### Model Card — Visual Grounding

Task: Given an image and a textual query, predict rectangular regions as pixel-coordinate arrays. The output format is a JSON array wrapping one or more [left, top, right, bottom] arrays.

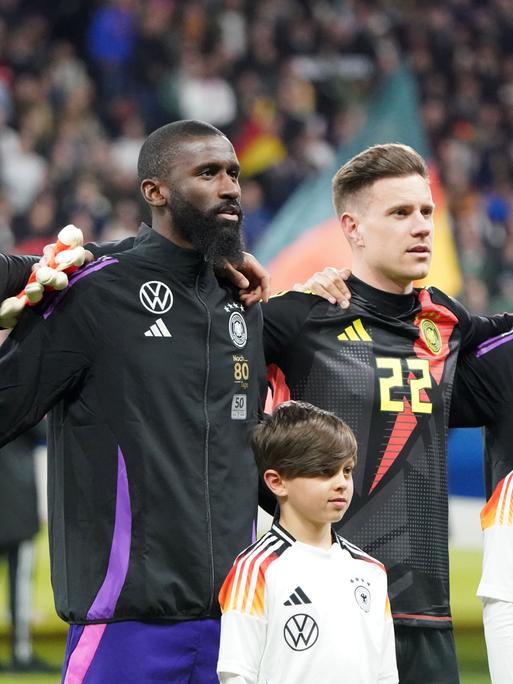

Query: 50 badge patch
[[231, 394, 247, 420]]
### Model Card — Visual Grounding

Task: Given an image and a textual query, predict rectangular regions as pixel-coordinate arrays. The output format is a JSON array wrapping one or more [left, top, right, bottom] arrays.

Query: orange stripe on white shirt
[[481, 471, 513, 531]]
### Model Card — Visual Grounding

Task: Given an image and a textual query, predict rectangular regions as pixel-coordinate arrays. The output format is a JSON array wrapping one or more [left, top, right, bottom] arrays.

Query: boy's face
[[281, 459, 355, 527]]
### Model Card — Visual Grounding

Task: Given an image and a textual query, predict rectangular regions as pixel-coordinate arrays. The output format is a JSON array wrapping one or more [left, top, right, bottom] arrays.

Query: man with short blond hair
[[262, 143, 513, 683]]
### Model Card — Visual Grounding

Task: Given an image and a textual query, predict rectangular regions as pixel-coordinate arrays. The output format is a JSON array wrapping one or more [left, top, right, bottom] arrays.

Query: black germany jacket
[[0, 226, 267, 624]]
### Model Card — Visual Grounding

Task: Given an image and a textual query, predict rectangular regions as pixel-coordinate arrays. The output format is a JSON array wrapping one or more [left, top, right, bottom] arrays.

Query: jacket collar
[[132, 223, 210, 280]]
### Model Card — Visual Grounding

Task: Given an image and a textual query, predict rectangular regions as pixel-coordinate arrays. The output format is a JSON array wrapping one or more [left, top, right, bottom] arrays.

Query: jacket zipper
[[195, 272, 215, 612]]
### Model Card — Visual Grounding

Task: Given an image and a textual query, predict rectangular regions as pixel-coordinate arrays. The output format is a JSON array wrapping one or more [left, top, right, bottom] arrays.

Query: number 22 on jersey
[[376, 357, 432, 414]]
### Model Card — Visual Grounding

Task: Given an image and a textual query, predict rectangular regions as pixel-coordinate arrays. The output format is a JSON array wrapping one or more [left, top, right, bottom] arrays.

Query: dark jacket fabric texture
[[0, 226, 267, 624]]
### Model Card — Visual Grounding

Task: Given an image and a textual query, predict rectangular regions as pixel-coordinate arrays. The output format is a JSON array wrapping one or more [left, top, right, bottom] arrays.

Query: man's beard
[[169, 191, 245, 267]]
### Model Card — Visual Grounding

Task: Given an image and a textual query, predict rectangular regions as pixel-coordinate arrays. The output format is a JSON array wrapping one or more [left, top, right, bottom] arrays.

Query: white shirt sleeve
[[218, 674, 252, 684], [216, 610, 267, 684]]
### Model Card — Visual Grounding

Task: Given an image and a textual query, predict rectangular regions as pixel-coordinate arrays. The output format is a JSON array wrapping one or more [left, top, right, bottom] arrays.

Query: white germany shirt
[[217, 523, 398, 684], [478, 470, 513, 602]]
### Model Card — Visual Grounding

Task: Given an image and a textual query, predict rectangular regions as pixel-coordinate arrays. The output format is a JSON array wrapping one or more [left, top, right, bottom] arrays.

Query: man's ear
[[340, 212, 364, 248], [263, 469, 287, 497], [141, 179, 167, 207]]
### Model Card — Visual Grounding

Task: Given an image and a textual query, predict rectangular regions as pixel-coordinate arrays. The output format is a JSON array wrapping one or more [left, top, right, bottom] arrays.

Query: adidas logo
[[144, 318, 172, 338], [284, 586, 312, 606], [337, 318, 371, 342]]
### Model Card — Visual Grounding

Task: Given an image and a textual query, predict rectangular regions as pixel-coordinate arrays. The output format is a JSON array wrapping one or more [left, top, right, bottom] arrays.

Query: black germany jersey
[[451, 330, 513, 500], [263, 276, 513, 628]]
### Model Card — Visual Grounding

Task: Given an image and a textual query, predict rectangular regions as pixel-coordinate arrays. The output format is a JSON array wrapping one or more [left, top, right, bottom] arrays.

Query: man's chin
[[206, 230, 244, 267], [411, 266, 431, 283], [211, 246, 244, 268]]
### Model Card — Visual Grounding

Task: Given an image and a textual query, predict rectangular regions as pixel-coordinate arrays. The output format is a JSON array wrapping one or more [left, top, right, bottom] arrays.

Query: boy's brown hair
[[251, 401, 357, 479], [332, 143, 428, 216]]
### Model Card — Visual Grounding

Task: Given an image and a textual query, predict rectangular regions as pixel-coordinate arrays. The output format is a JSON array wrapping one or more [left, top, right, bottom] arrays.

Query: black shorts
[[394, 626, 460, 684]]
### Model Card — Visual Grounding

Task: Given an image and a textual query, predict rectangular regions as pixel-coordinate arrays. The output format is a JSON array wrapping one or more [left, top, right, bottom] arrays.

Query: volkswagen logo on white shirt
[[139, 281, 173, 314], [283, 614, 319, 651], [229, 311, 247, 348]]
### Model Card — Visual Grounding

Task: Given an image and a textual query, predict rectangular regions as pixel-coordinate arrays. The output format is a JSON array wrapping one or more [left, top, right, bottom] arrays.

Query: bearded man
[[0, 120, 267, 683]]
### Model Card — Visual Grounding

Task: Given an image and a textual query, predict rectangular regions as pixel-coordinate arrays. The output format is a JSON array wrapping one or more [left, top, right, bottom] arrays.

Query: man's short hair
[[137, 119, 226, 185], [332, 143, 428, 216], [251, 401, 357, 480]]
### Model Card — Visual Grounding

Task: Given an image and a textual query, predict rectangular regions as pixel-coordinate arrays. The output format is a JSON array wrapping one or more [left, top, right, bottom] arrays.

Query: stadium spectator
[[239, 179, 272, 251]]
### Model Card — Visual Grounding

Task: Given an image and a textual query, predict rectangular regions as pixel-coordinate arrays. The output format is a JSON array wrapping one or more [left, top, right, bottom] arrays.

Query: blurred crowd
[[1, 0, 513, 311], [403, 0, 513, 312]]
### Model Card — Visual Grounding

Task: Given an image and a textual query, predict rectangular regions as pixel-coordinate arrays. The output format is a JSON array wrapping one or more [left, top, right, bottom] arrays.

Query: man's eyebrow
[[385, 201, 435, 214], [194, 161, 220, 172], [385, 202, 412, 214], [193, 161, 241, 174]]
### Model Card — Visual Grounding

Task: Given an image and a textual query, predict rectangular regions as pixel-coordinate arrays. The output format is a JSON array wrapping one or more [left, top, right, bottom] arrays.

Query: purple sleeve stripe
[[476, 329, 513, 357], [86, 447, 132, 621], [42, 257, 119, 319]]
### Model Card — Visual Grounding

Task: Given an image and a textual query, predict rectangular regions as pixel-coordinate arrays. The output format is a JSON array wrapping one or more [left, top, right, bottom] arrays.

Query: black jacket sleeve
[[0, 288, 93, 447], [450, 355, 492, 427], [262, 292, 323, 365], [0, 237, 136, 301], [444, 293, 513, 351], [0, 253, 38, 300], [449, 338, 513, 427]]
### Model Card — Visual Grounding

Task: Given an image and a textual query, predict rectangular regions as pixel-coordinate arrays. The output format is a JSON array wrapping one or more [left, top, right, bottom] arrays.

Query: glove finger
[[55, 245, 86, 270]]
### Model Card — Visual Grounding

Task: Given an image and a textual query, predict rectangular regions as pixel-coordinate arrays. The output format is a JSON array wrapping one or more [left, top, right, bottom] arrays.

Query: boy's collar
[[272, 520, 339, 546]]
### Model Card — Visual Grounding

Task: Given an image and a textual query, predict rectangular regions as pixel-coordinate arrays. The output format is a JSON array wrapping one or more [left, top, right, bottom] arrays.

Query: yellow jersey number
[[376, 357, 432, 414]]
